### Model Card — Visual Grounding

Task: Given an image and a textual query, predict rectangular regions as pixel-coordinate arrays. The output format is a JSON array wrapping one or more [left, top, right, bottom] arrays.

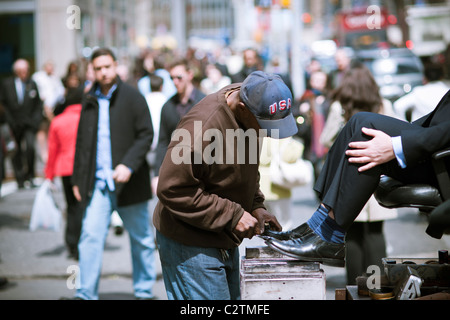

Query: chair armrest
[[433, 147, 450, 160], [432, 147, 450, 201]]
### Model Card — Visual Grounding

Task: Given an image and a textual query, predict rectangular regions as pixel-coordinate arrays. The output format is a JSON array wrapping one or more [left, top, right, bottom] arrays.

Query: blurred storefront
[[0, 0, 449, 79], [0, 0, 137, 79]]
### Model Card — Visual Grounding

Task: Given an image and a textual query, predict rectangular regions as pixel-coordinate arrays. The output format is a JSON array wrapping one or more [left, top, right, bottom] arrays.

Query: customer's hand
[[346, 127, 395, 172]]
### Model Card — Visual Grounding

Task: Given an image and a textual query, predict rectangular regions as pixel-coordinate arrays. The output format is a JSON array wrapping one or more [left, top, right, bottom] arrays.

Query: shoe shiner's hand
[[234, 211, 259, 239], [346, 127, 395, 172], [252, 207, 282, 234]]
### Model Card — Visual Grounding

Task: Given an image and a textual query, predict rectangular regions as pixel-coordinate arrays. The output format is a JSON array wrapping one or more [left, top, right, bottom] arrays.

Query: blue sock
[[307, 205, 346, 244], [307, 205, 328, 231]]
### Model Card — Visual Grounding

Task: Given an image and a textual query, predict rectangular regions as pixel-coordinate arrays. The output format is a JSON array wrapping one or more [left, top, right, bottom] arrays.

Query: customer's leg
[[118, 201, 156, 299], [156, 230, 239, 300], [315, 112, 425, 230], [76, 187, 111, 300], [264, 113, 429, 266]]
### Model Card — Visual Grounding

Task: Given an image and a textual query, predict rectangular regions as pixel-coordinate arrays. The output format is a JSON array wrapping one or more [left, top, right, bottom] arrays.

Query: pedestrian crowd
[[0, 43, 449, 299]]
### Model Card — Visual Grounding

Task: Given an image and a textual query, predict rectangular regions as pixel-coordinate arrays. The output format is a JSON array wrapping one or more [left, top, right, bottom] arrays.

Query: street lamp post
[[290, 0, 306, 100], [172, 0, 187, 53]]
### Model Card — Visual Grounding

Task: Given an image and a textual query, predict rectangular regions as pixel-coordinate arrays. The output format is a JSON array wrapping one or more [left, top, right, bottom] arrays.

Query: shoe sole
[[265, 241, 345, 268]]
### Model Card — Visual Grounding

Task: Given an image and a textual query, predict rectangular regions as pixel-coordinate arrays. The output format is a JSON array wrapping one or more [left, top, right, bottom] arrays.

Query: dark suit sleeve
[[403, 90, 450, 166], [0, 80, 15, 127], [402, 120, 450, 167]]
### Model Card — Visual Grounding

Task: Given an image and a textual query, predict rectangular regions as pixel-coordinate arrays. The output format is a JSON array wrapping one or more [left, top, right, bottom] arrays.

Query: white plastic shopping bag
[[29, 180, 62, 231]]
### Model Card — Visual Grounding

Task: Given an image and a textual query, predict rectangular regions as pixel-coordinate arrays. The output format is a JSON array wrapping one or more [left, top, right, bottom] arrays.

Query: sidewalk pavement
[[0, 177, 344, 300], [0, 178, 168, 300]]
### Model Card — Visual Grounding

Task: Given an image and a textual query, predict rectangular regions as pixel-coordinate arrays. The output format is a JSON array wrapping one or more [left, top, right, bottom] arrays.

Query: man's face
[[92, 54, 117, 88], [44, 62, 54, 76], [15, 61, 29, 81], [170, 65, 192, 96], [243, 50, 258, 68], [335, 51, 350, 71], [310, 71, 327, 91]]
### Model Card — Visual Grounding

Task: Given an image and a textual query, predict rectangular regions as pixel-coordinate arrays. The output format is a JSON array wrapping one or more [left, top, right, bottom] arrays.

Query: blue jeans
[[156, 230, 240, 300], [75, 184, 156, 300]]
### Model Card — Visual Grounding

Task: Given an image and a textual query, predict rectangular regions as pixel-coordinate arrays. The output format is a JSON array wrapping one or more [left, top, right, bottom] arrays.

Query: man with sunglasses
[[152, 58, 205, 192]]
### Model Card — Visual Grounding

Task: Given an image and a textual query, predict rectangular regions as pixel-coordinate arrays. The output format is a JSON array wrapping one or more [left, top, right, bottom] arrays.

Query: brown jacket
[[153, 84, 266, 249]]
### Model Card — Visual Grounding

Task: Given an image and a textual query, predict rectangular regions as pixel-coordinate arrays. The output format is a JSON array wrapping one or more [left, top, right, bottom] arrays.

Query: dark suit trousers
[[11, 127, 36, 185], [314, 112, 438, 230]]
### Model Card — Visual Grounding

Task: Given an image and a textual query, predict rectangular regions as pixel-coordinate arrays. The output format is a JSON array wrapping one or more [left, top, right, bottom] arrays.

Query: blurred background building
[[0, 0, 449, 94]]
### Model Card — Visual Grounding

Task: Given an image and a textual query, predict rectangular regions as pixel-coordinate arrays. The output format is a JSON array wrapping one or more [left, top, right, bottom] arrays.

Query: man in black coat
[[0, 59, 42, 188], [70, 48, 156, 300], [265, 90, 450, 268]]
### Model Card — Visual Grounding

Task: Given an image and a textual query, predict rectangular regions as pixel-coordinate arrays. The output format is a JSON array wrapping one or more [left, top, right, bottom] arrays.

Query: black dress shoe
[[262, 222, 313, 241], [265, 232, 345, 267]]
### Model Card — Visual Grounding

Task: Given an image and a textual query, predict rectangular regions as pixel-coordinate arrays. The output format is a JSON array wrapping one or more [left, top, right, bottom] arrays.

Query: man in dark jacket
[[0, 59, 42, 188], [71, 48, 156, 300]]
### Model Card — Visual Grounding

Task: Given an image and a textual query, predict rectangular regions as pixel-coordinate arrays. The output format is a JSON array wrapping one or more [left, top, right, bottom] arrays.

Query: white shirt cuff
[[392, 136, 407, 168]]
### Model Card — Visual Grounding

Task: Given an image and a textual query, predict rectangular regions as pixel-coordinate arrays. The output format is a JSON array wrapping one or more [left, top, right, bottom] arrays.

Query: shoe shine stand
[[240, 246, 326, 300]]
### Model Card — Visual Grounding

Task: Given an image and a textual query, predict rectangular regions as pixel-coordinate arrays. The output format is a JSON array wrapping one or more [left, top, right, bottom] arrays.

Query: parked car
[[354, 48, 424, 102]]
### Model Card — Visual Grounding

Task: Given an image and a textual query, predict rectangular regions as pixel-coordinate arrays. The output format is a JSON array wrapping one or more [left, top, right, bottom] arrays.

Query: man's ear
[[187, 69, 194, 81], [237, 102, 250, 119]]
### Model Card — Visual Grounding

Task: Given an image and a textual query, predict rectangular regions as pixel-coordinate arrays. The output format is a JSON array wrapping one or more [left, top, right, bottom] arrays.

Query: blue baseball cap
[[240, 71, 298, 139]]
